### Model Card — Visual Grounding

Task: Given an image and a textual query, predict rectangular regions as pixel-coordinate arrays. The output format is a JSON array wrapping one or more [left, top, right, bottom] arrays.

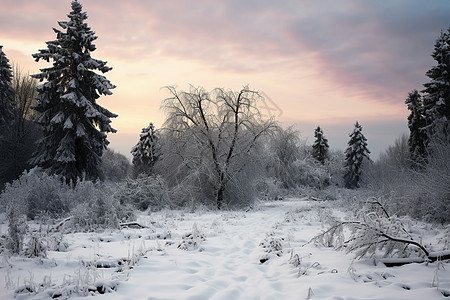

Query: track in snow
[[113, 199, 313, 300]]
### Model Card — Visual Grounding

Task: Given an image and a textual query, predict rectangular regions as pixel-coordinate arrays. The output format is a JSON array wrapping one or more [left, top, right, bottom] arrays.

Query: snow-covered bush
[[24, 234, 47, 258], [69, 181, 132, 232], [178, 224, 205, 251], [408, 140, 450, 224], [0, 170, 134, 234], [0, 169, 70, 220], [47, 233, 69, 252], [367, 135, 412, 203], [116, 174, 172, 211], [4, 207, 27, 255], [266, 127, 345, 190], [291, 158, 331, 189], [268, 155, 343, 191], [259, 234, 284, 263], [368, 137, 449, 224]]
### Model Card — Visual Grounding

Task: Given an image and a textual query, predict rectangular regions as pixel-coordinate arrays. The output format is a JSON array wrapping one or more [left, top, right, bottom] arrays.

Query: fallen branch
[[379, 251, 450, 267], [310, 199, 449, 267], [311, 220, 439, 266], [379, 257, 426, 267], [51, 216, 73, 232], [428, 250, 450, 262], [119, 222, 148, 229]]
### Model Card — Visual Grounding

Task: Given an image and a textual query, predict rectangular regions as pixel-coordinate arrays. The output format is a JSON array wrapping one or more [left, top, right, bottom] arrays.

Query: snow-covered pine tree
[[31, 1, 117, 183], [344, 121, 371, 189], [312, 126, 329, 164], [405, 90, 427, 167], [0, 45, 16, 129], [131, 123, 159, 175], [422, 28, 450, 145]]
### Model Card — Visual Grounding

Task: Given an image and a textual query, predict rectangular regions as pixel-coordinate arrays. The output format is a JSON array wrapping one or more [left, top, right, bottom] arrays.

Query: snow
[[1, 198, 449, 299]]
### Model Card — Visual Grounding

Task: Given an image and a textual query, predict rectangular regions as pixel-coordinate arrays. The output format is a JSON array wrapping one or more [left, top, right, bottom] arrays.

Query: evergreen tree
[[344, 121, 371, 189], [422, 28, 450, 144], [312, 126, 329, 164], [31, 1, 116, 183], [405, 90, 427, 167], [0, 45, 16, 129], [131, 123, 159, 175]]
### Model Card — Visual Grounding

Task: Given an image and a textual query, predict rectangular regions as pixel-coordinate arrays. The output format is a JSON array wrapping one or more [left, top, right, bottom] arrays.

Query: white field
[[1, 198, 449, 299]]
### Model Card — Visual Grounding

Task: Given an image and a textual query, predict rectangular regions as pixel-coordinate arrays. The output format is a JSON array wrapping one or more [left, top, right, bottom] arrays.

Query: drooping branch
[[310, 220, 430, 259]]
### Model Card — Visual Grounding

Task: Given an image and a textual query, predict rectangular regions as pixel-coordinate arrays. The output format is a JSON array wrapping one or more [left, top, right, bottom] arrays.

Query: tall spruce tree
[[405, 90, 427, 167], [312, 126, 329, 164], [0, 46, 16, 129], [131, 123, 159, 175], [422, 28, 450, 145], [344, 121, 371, 189], [31, 0, 116, 183]]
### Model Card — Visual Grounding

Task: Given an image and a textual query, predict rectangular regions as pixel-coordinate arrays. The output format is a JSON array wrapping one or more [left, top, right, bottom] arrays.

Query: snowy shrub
[[4, 207, 27, 255], [0, 169, 134, 233], [260, 235, 283, 255], [408, 140, 450, 224], [69, 181, 132, 232], [178, 224, 205, 251], [288, 251, 326, 278], [259, 233, 284, 263], [14, 284, 37, 298], [266, 128, 345, 190], [368, 138, 449, 224], [47, 233, 69, 252], [24, 234, 47, 258], [116, 174, 172, 211], [292, 158, 331, 189], [0, 169, 70, 220], [327, 150, 346, 187]]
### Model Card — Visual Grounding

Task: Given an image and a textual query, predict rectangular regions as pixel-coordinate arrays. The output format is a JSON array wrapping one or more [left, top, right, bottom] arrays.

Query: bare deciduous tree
[[0, 64, 41, 189], [12, 63, 38, 135], [161, 85, 276, 209]]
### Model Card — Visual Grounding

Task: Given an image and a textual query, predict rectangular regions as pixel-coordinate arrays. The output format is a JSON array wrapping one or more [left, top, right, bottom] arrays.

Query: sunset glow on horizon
[[2, 0, 449, 159]]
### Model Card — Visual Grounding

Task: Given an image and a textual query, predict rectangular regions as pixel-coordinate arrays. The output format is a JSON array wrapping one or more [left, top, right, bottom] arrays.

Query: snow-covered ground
[[1, 198, 449, 299]]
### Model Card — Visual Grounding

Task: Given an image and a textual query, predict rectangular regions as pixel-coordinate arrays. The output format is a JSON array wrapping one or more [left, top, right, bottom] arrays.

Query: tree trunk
[[216, 186, 224, 210]]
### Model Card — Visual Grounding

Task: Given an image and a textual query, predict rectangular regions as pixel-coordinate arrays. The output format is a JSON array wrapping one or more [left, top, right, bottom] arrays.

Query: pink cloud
[[2, 0, 449, 158]]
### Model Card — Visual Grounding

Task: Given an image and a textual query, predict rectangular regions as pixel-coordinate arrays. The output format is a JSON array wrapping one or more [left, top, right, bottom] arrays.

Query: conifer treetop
[[0, 46, 13, 81]]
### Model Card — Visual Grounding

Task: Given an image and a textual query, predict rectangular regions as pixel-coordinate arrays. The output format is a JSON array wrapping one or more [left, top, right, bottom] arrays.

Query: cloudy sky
[[1, 0, 450, 159]]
